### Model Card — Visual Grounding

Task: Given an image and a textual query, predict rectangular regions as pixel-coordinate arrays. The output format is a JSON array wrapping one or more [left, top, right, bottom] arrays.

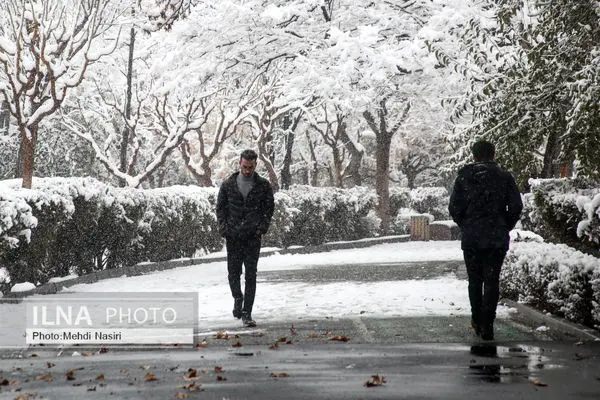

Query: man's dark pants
[[226, 236, 261, 315], [463, 248, 507, 328]]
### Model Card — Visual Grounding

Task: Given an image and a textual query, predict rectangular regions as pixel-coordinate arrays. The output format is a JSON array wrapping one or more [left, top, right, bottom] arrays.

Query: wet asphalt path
[[1, 260, 600, 399]]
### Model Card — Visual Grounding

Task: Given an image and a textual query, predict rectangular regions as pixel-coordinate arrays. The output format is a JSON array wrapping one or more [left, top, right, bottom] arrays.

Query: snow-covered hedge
[[389, 186, 449, 234], [501, 234, 600, 328], [522, 178, 600, 257], [389, 186, 449, 221], [408, 187, 450, 221], [268, 185, 378, 247], [0, 178, 219, 293]]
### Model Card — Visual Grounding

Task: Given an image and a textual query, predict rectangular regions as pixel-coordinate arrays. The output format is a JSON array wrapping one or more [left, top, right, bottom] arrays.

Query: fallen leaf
[[199, 369, 209, 374], [214, 366, 224, 373], [144, 372, 158, 382], [574, 353, 589, 361], [231, 341, 243, 348], [120, 369, 129, 374], [215, 332, 239, 340], [184, 382, 203, 391], [95, 374, 105, 381], [140, 365, 151, 370], [270, 373, 289, 378], [364, 375, 386, 387], [269, 342, 280, 350], [81, 352, 94, 357], [65, 371, 76, 381], [308, 333, 320, 338], [183, 369, 199, 381], [14, 393, 38, 400], [278, 337, 287, 342], [329, 335, 351, 342], [87, 386, 96, 391], [30, 354, 38, 357], [46, 362, 55, 368], [175, 393, 188, 399], [290, 325, 296, 336], [286, 340, 293, 345], [99, 347, 109, 354], [195, 340, 207, 348], [72, 383, 83, 387], [216, 375, 227, 381], [35, 374, 52, 382], [575, 341, 584, 346], [10, 380, 20, 385], [0, 379, 8, 386], [531, 379, 548, 387]]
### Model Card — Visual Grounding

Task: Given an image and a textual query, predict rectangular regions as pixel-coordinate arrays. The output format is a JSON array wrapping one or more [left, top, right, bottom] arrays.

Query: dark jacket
[[449, 161, 523, 250], [216, 172, 275, 240]]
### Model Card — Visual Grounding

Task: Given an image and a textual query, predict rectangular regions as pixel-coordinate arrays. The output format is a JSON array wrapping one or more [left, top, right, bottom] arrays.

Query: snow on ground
[[63, 241, 511, 331]]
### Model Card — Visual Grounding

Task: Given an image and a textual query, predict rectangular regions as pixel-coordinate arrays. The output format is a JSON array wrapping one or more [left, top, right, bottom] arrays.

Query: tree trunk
[[339, 127, 362, 187], [331, 146, 343, 187], [375, 134, 392, 234], [21, 125, 37, 189], [541, 128, 561, 178], [14, 140, 24, 179], [119, 26, 136, 187], [280, 113, 301, 190], [261, 154, 280, 192], [363, 99, 410, 234]]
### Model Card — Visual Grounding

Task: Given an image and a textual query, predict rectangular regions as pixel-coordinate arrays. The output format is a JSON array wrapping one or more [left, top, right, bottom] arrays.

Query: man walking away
[[449, 140, 523, 340], [216, 150, 275, 327]]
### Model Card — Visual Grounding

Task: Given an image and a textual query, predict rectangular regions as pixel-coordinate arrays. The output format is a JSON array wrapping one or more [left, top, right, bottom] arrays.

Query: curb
[[4, 235, 411, 299], [500, 298, 600, 342]]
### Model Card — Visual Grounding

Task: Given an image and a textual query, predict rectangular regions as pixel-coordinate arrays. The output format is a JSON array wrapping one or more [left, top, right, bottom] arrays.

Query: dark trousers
[[226, 236, 261, 315], [463, 248, 507, 326]]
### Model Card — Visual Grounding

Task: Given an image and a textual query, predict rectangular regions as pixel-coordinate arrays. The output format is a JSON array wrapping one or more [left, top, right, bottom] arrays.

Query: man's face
[[239, 158, 257, 177]]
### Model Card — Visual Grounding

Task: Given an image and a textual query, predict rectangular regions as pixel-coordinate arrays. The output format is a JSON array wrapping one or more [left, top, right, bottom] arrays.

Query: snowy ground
[[59, 240, 511, 332]]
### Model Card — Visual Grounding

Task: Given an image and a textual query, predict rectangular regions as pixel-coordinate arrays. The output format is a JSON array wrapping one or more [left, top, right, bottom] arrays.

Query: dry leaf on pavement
[[144, 372, 158, 382], [364, 375, 386, 387], [329, 335, 351, 342], [531, 379, 548, 387], [35, 374, 52, 382]]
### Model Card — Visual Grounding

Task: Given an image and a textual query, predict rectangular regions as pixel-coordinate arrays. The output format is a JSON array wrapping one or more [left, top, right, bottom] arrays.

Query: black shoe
[[471, 317, 482, 337], [481, 324, 494, 341], [232, 298, 243, 319], [242, 313, 256, 327]]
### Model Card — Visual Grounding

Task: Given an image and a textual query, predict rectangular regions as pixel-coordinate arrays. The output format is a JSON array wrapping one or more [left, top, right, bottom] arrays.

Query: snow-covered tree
[[442, 0, 600, 186], [0, 0, 121, 188]]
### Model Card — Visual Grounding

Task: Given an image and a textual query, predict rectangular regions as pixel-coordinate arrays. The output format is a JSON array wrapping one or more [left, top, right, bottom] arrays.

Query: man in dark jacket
[[449, 140, 523, 340], [216, 149, 275, 327]]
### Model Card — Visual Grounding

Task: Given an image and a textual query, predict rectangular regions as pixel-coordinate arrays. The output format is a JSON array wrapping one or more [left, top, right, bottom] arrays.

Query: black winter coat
[[449, 161, 523, 250], [216, 172, 275, 240]]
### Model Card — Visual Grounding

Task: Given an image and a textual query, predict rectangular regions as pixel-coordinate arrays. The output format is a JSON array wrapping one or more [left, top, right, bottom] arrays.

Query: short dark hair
[[240, 149, 258, 162], [471, 140, 495, 162]]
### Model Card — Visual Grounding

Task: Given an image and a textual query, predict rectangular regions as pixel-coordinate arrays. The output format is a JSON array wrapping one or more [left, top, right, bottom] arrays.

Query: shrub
[[501, 238, 600, 328]]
